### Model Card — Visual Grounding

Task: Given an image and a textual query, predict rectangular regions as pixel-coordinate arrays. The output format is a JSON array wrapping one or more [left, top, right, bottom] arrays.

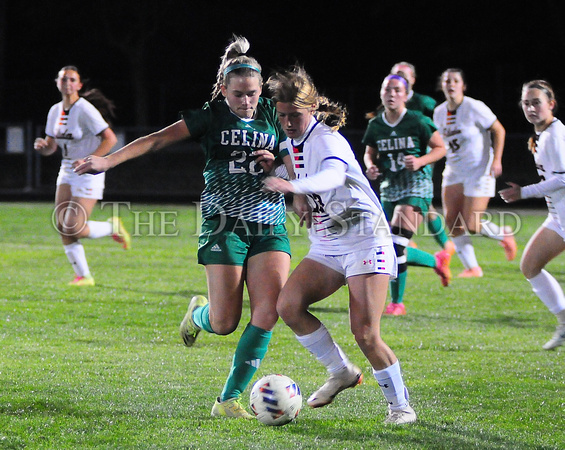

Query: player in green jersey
[[74, 35, 293, 418], [391, 62, 456, 259], [363, 74, 450, 316]]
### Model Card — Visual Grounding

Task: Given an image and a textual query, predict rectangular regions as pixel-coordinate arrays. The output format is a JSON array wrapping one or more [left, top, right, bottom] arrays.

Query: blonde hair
[[266, 65, 347, 131], [211, 35, 262, 100]]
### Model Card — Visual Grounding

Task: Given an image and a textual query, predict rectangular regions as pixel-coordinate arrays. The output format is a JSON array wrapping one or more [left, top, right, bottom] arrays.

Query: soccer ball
[[249, 374, 302, 426]]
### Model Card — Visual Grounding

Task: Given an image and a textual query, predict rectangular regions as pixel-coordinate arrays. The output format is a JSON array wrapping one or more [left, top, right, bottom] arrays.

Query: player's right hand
[[365, 165, 380, 180], [73, 155, 109, 175]]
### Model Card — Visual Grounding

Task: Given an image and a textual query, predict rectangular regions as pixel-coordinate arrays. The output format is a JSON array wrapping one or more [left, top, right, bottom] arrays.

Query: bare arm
[[34, 136, 58, 156], [489, 119, 506, 178], [91, 127, 118, 157], [364, 145, 380, 180], [404, 131, 446, 171], [74, 120, 191, 174]]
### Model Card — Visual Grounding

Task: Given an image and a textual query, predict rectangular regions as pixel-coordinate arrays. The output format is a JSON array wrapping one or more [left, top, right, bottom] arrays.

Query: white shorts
[[305, 244, 397, 280], [442, 164, 495, 197], [542, 214, 565, 240], [56, 160, 105, 200]]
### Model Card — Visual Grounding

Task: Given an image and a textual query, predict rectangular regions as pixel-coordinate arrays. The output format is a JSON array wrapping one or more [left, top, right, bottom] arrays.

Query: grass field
[[1, 201, 563, 449]]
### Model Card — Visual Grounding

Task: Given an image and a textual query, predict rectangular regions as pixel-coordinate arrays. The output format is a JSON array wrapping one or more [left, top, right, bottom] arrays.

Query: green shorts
[[197, 215, 291, 266], [382, 197, 432, 221]]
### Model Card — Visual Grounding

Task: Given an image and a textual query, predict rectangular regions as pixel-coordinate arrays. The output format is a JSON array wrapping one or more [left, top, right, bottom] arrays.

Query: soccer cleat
[[500, 226, 517, 261], [458, 266, 483, 278], [407, 240, 418, 249], [108, 217, 131, 250], [211, 396, 254, 419], [444, 240, 456, 256], [384, 303, 406, 316], [307, 364, 363, 408], [179, 295, 208, 347], [433, 250, 452, 287], [68, 275, 95, 286], [384, 404, 417, 425], [542, 324, 565, 350]]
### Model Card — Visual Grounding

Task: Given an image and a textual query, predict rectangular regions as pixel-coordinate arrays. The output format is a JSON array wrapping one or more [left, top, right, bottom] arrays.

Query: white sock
[[295, 323, 349, 373], [64, 242, 90, 277], [527, 270, 565, 314], [373, 360, 409, 410], [452, 234, 479, 269], [480, 220, 504, 241], [87, 220, 113, 239]]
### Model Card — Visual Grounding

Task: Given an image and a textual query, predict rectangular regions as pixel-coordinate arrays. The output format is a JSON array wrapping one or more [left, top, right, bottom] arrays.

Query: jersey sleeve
[[361, 119, 377, 147], [80, 100, 110, 136], [472, 99, 497, 130], [180, 103, 212, 139]]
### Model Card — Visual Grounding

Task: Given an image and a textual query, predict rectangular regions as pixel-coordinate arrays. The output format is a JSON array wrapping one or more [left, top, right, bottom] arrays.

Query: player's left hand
[[263, 176, 294, 194], [251, 150, 275, 173], [403, 155, 422, 172]]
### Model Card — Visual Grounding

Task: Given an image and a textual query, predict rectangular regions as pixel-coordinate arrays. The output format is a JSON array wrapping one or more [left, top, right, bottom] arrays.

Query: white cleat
[[307, 364, 363, 408], [384, 404, 417, 425], [542, 324, 565, 350]]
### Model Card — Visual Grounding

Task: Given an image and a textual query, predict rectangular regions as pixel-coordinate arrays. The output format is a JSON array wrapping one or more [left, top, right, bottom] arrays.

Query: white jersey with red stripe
[[45, 97, 109, 160], [434, 96, 497, 176], [281, 117, 392, 255], [527, 119, 565, 228]]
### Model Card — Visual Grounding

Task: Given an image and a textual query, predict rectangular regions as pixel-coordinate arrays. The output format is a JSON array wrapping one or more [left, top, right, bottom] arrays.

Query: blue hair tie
[[385, 74, 409, 90], [223, 63, 261, 76]]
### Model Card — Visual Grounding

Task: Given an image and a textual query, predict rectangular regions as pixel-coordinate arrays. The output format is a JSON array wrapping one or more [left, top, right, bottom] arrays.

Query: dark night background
[[1, 0, 565, 200]]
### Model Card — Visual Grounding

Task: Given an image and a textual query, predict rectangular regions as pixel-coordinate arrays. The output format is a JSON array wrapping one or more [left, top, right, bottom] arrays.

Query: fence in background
[[0, 122, 539, 205]]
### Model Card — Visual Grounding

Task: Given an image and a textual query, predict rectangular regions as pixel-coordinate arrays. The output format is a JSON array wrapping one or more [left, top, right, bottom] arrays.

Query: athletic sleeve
[[473, 99, 497, 130], [521, 176, 565, 198], [290, 157, 347, 194], [80, 100, 109, 136]]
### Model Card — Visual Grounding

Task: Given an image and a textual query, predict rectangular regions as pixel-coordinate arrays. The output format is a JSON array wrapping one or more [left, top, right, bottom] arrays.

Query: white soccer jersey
[[283, 117, 392, 254], [434, 96, 497, 174], [45, 97, 109, 160], [522, 119, 565, 228]]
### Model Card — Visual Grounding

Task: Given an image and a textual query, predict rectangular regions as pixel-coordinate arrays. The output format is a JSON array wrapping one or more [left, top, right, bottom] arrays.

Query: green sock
[[390, 270, 407, 304], [406, 247, 436, 268], [192, 303, 214, 333], [428, 214, 449, 248], [220, 323, 272, 401]]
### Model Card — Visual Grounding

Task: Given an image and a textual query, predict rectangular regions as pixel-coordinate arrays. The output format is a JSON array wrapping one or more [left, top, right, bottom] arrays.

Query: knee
[[351, 324, 380, 350], [520, 258, 542, 280], [210, 317, 239, 335]]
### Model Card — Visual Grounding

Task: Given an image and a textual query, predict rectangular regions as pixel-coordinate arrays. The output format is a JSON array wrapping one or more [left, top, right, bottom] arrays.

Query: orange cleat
[[444, 240, 456, 256], [457, 266, 483, 278], [500, 226, 517, 261]]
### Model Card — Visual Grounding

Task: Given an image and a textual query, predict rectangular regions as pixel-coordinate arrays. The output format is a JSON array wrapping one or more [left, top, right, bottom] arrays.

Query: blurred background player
[[75, 36, 293, 418], [363, 74, 450, 316], [434, 68, 516, 278], [499, 80, 565, 350], [34, 65, 130, 287], [264, 65, 416, 425], [390, 62, 456, 260]]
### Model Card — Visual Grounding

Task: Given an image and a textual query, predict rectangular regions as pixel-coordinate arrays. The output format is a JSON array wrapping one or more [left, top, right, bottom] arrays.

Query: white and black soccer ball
[[250, 374, 302, 426]]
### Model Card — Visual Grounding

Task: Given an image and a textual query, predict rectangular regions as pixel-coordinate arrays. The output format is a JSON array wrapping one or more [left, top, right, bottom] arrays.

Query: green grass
[[0, 202, 563, 449]]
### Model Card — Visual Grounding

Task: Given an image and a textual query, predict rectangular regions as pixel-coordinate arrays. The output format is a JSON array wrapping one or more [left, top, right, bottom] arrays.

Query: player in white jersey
[[500, 80, 565, 350], [434, 68, 516, 278], [264, 66, 416, 425], [34, 66, 130, 287]]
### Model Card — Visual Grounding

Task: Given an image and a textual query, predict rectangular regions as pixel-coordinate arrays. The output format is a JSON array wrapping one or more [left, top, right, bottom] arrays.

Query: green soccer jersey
[[406, 92, 437, 118], [362, 109, 436, 202], [181, 97, 287, 224]]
